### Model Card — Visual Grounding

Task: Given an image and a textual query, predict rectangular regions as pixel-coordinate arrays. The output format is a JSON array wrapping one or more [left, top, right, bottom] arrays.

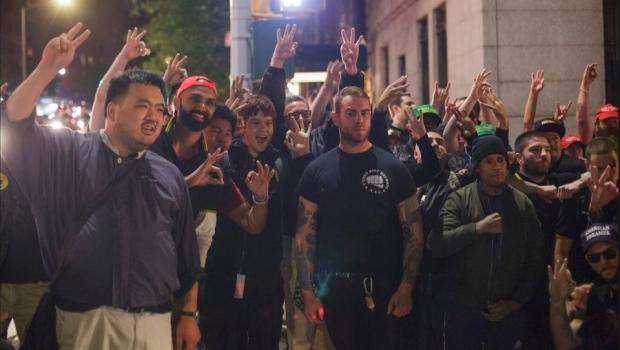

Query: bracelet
[[252, 193, 269, 204], [180, 311, 199, 320]]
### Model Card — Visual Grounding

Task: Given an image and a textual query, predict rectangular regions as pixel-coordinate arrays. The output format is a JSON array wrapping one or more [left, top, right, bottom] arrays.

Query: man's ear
[[105, 101, 117, 122], [331, 110, 340, 128], [514, 152, 524, 165]]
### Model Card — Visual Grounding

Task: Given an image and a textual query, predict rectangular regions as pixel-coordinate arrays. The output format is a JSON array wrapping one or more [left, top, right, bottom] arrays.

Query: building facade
[[365, 0, 619, 137]]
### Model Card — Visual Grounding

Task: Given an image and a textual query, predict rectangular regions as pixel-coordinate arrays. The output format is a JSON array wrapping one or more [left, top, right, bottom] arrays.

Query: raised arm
[[431, 81, 450, 112], [458, 69, 491, 118], [90, 28, 148, 131], [576, 63, 597, 143], [548, 259, 582, 350], [523, 69, 544, 131], [227, 160, 275, 234], [7, 23, 90, 122], [261, 24, 297, 149], [310, 60, 343, 130]]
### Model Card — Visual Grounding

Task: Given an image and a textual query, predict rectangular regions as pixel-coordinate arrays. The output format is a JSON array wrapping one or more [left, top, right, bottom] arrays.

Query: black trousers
[[200, 273, 283, 350], [320, 274, 409, 350]]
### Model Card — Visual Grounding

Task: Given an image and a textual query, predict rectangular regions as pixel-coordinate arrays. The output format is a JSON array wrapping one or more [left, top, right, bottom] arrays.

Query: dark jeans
[[200, 272, 283, 350], [433, 301, 524, 350], [320, 274, 409, 350]]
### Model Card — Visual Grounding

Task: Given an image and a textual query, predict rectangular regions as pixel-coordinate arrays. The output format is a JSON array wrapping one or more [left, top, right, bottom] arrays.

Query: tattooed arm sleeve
[[295, 196, 319, 290], [397, 194, 424, 286]]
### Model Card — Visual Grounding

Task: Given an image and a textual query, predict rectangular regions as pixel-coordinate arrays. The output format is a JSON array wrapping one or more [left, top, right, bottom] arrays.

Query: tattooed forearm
[[398, 196, 424, 285], [295, 197, 318, 289]]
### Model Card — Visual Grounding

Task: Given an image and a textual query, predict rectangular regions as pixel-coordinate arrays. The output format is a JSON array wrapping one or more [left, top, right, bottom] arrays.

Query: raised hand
[[431, 81, 451, 109], [480, 89, 509, 127], [589, 165, 619, 213], [271, 24, 298, 68], [245, 160, 276, 199], [469, 69, 492, 100], [450, 104, 476, 138], [40, 22, 91, 72], [475, 213, 502, 234], [553, 100, 573, 123], [375, 75, 409, 112], [324, 60, 344, 93], [548, 258, 577, 303], [284, 116, 311, 157], [530, 69, 545, 94], [406, 110, 427, 141], [340, 28, 363, 75], [580, 63, 597, 89], [185, 148, 227, 187], [162, 53, 188, 86], [120, 27, 148, 61]]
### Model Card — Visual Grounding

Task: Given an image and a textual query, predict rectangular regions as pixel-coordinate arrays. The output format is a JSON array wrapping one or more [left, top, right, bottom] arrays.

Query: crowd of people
[[0, 20, 618, 350]]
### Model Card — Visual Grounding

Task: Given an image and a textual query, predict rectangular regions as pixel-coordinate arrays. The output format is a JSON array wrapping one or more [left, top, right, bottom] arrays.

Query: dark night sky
[[1, 0, 137, 102]]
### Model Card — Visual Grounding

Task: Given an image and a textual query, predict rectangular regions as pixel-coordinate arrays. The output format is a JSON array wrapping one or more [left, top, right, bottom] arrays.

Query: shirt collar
[[100, 130, 146, 159]]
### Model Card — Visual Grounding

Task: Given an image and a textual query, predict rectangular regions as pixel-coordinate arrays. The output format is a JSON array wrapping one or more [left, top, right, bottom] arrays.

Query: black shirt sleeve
[[259, 66, 287, 151], [402, 134, 440, 187], [297, 161, 319, 203]]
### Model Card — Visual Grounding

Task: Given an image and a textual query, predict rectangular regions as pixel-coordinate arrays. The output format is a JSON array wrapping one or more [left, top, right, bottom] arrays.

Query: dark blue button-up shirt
[[1, 116, 200, 308]]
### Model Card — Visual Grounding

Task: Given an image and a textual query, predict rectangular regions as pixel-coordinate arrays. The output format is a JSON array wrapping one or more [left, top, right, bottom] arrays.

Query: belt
[[56, 297, 172, 314]]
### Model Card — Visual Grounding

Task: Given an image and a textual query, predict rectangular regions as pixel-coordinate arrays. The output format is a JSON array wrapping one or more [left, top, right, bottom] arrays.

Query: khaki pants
[[0, 281, 48, 341], [195, 210, 217, 268], [56, 306, 172, 350]]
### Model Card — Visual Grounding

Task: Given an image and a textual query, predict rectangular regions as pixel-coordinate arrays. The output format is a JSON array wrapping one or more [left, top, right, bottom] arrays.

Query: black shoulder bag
[[20, 158, 144, 350]]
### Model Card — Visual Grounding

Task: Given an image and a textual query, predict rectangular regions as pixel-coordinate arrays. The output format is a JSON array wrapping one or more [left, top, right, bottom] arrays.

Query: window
[[435, 5, 448, 86], [418, 17, 430, 103], [398, 54, 406, 77], [382, 46, 389, 87]]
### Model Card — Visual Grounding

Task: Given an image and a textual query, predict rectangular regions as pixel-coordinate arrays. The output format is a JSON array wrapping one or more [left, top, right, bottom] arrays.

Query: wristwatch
[[180, 310, 199, 320]]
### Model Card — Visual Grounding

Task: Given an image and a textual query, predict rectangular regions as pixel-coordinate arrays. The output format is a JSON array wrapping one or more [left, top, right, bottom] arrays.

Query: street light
[[21, 0, 74, 80], [55, 0, 73, 7]]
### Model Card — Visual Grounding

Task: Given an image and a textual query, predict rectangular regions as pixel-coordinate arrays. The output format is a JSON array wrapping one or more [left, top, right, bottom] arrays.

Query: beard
[[340, 128, 369, 145], [178, 107, 211, 132], [524, 160, 549, 178]]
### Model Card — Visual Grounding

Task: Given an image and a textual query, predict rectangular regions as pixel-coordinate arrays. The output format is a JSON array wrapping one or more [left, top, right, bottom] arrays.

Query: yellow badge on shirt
[[0, 172, 8, 191]]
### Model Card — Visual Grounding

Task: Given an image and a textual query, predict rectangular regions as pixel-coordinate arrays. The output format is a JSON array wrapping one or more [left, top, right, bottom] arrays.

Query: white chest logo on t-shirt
[[361, 169, 390, 194]]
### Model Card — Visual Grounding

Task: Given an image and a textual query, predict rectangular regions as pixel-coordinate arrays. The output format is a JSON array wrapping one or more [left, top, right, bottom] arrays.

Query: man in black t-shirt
[[295, 87, 423, 349], [549, 223, 619, 350]]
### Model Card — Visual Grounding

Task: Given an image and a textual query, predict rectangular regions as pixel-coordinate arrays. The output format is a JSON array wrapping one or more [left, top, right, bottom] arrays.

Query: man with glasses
[[549, 223, 619, 349]]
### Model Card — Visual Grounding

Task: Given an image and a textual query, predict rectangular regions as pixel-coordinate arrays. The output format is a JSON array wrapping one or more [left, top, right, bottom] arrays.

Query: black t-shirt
[[578, 284, 618, 349], [0, 158, 47, 283], [516, 172, 565, 265], [297, 146, 416, 279], [558, 188, 618, 284]]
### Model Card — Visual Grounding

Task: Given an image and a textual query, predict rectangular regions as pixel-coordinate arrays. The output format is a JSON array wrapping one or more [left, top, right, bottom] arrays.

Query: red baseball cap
[[560, 134, 584, 150], [176, 76, 218, 98], [595, 104, 619, 120]]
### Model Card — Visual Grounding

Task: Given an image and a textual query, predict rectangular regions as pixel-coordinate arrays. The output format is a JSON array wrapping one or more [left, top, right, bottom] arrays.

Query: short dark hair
[[285, 95, 307, 107], [211, 103, 237, 132], [236, 94, 276, 121], [514, 130, 548, 153], [586, 136, 619, 161], [388, 93, 412, 108], [333, 86, 370, 114], [105, 69, 166, 117]]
